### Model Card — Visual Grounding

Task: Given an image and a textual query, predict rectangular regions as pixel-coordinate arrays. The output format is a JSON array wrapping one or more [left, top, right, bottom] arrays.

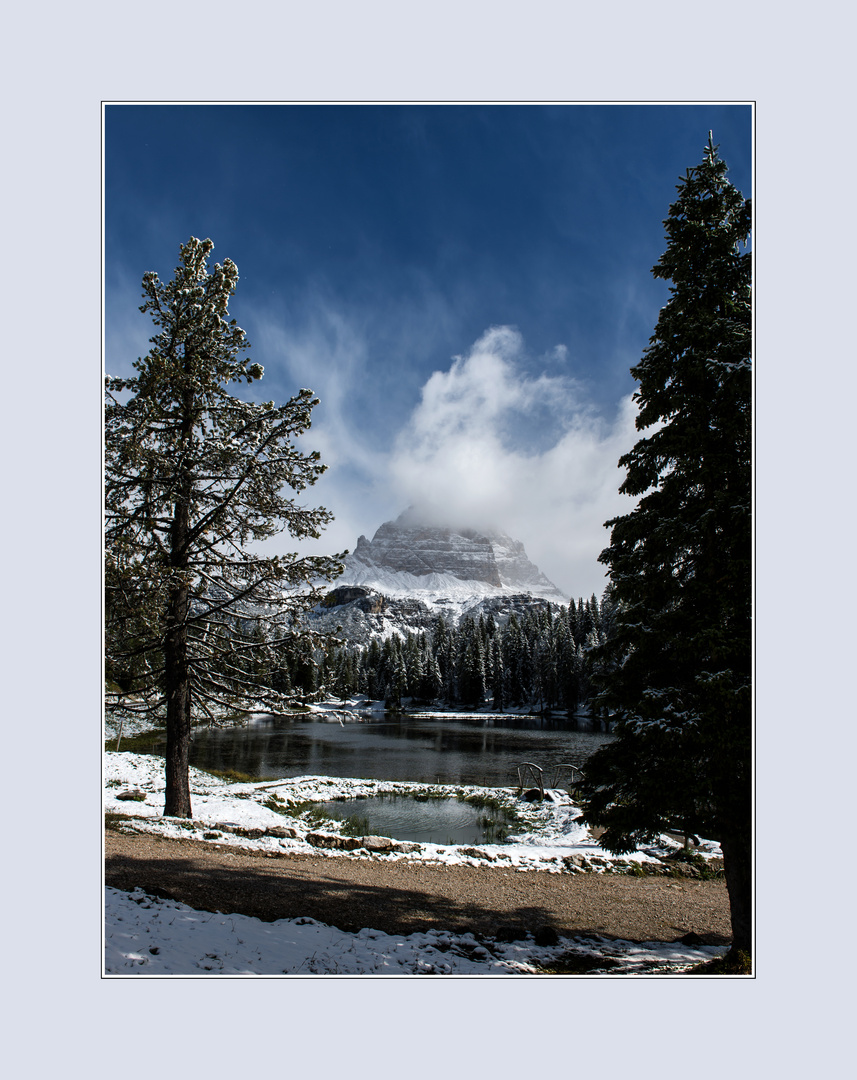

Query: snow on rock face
[[490, 533, 563, 594], [352, 521, 501, 585], [341, 510, 566, 600]]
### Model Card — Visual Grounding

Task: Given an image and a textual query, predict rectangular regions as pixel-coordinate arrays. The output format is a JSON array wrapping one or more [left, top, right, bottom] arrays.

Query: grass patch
[[478, 815, 512, 843], [196, 766, 260, 784], [456, 791, 522, 835], [340, 813, 371, 837], [302, 806, 334, 827], [286, 800, 334, 827]]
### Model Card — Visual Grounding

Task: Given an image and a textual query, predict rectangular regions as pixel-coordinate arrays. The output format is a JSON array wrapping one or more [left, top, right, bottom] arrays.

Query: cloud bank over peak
[[386, 327, 640, 597]]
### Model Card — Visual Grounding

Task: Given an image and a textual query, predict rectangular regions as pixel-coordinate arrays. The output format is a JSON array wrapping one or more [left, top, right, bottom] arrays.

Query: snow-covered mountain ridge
[[340, 510, 566, 602], [308, 584, 560, 642]]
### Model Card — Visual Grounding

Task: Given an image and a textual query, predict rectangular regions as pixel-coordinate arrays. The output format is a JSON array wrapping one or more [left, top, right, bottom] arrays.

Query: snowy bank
[[105, 886, 726, 976], [105, 751, 721, 871]]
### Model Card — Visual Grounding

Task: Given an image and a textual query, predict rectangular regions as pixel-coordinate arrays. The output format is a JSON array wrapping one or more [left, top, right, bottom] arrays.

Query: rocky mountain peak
[[341, 510, 565, 599]]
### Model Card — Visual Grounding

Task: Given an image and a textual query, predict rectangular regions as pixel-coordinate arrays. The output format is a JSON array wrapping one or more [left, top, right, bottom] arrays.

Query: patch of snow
[[105, 887, 726, 976]]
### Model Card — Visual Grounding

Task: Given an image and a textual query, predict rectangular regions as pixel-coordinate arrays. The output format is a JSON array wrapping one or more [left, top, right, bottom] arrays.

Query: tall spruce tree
[[105, 238, 345, 817], [579, 135, 752, 960]]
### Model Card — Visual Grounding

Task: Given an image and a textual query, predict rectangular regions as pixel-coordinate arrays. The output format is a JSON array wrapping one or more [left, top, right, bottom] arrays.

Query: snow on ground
[[104, 741, 726, 975], [105, 886, 725, 976]]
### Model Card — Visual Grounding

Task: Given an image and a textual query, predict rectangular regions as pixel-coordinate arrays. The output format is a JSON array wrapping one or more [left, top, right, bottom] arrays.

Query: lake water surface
[[315, 793, 519, 845], [181, 710, 614, 787]]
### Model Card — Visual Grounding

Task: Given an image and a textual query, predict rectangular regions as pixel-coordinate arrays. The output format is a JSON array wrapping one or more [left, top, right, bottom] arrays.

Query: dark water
[[181, 710, 614, 787], [315, 793, 518, 845]]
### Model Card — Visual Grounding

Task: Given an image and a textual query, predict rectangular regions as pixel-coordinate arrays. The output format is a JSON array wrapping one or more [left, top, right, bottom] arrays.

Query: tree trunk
[[163, 579, 192, 818], [720, 830, 752, 958], [163, 451, 193, 818]]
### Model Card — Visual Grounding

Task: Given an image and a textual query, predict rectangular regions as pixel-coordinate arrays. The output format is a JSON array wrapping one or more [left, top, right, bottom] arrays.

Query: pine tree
[[424, 654, 443, 703], [576, 597, 592, 645], [587, 594, 601, 637], [437, 621, 458, 704], [384, 646, 407, 711], [555, 616, 578, 717], [364, 638, 382, 700], [105, 238, 345, 817], [332, 647, 355, 703], [403, 632, 422, 699], [490, 636, 506, 712], [504, 615, 526, 706], [579, 135, 752, 960], [459, 632, 487, 708]]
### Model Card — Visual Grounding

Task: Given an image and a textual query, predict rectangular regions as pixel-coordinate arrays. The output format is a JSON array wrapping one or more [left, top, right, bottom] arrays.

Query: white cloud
[[406, 327, 560, 449], [387, 327, 640, 598]]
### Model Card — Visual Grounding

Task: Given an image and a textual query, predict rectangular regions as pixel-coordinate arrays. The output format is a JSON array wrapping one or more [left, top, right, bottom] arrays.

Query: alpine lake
[[156, 709, 615, 845]]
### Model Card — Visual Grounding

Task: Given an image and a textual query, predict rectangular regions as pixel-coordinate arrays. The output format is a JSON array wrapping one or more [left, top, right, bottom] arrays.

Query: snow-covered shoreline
[[104, 750, 721, 871]]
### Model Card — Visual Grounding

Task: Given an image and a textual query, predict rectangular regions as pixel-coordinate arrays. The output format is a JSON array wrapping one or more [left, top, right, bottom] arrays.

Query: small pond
[[314, 793, 519, 846]]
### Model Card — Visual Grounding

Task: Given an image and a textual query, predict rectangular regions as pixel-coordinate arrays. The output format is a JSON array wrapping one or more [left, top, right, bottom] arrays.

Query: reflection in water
[[180, 712, 614, 787], [315, 794, 517, 845]]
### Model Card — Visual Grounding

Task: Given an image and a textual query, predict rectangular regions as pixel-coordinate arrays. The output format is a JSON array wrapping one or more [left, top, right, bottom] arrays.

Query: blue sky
[[105, 103, 752, 598]]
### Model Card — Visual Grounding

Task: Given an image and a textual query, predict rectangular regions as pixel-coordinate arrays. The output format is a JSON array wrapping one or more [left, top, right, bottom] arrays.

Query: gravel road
[[105, 831, 732, 945]]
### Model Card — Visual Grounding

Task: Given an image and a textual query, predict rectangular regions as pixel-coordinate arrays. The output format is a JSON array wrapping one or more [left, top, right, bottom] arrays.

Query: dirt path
[[105, 831, 732, 945]]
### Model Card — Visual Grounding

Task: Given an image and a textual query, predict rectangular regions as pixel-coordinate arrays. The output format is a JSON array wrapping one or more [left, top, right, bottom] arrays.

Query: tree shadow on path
[[105, 837, 731, 946]]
